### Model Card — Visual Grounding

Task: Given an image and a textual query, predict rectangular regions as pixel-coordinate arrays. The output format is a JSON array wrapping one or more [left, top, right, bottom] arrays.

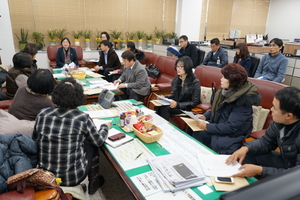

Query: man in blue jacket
[[201, 38, 228, 68], [226, 87, 300, 178]]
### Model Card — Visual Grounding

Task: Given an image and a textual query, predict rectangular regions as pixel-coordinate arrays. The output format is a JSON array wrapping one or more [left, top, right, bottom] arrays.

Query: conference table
[[52, 67, 123, 104], [78, 100, 256, 200]]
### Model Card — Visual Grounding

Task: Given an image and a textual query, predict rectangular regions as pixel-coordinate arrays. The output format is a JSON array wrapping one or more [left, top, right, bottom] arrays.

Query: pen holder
[[133, 122, 163, 143]]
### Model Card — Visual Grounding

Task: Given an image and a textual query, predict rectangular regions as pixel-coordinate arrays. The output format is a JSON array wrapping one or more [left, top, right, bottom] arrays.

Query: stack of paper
[[148, 154, 206, 192], [151, 93, 173, 106]]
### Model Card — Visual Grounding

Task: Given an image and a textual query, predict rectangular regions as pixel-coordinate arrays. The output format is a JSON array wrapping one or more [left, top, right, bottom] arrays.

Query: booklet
[[167, 46, 182, 57]]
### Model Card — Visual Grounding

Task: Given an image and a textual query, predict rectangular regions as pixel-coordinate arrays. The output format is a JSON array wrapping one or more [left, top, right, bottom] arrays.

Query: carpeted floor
[[86, 149, 136, 200]]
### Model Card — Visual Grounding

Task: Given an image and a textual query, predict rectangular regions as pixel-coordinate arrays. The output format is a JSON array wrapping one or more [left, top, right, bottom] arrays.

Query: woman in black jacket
[[55, 37, 78, 68], [126, 41, 145, 61], [156, 56, 201, 120]]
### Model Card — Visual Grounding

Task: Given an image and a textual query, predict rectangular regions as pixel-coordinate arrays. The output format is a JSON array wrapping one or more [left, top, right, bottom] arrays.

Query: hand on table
[[231, 164, 263, 177], [118, 83, 126, 89], [94, 65, 101, 72], [226, 146, 249, 165], [113, 80, 120, 85]]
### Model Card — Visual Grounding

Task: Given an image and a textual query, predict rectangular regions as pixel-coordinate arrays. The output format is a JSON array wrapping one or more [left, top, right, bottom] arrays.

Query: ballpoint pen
[[134, 152, 143, 160]]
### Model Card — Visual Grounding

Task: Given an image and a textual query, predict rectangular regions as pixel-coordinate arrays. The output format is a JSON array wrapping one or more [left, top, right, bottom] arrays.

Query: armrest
[[248, 129, 266, 139], [195, 103, 211, 112], [0, 99, 13, 109]]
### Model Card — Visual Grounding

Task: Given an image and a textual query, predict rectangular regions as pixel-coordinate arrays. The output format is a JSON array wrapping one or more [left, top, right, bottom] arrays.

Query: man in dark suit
[[201, 38, 228, 68], [177, 35, 199, 68], [113, 51, 150, 101], [94, 40, 121, 82]]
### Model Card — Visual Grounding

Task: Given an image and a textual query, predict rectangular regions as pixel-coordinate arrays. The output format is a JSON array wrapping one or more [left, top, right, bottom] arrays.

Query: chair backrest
[[47, 45, 83, 67], [249, 56, 260, 77], [198, 49, 205, 65]]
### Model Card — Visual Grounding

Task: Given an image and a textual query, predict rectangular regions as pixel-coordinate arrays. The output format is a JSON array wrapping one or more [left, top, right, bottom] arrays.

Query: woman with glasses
[[233, 43, 251, 76], [254, 38, 288, 83], [192, 63, 260, 154], [156, 56, 200, 120]]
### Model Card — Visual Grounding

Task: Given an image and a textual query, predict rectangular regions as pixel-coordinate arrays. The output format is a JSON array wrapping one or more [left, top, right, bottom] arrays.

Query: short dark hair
[[126, 41, 136, 52], [275, 87, 300, 119], [12, 52, 32, 69], [179, 35, 188, 41], [101, 31, 110, 41], [61, 37, 71, 45], [210, 38, 220, 45], [27, 69, 56, 95], [52, 78, 86, 109], [221, 63, 248, 88], [121, 50, 136, 62], [23, 43, 38, 56], [270, 38, 283, 47], [100, 40, 110, 47], [235, 43, 250, 60]]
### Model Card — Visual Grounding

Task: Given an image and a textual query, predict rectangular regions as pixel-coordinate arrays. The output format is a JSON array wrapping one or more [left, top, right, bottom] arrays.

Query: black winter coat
[[203, 81, 260, 154]]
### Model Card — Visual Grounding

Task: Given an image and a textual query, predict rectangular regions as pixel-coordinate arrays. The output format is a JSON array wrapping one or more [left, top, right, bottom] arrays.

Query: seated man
[[226, 87, 300, 178], [113, 50, 151, 101], [254, 38, 288, 83], [201, 38, 228, 68], [177, 35, 198, 68], [94, 40, 121, 82]]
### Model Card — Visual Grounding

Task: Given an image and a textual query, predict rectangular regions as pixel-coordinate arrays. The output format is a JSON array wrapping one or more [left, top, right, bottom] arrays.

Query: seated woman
[[55, 37, 78, 68], [23, 43, 38, 73], [126, 41, 145, 61], [6, 52, 32, 99], [254, 38, 288, 83], [233, 43, 251, 75], [9, 69, 55, 121], [192, 63, 260, 154], [33, 78, 110, 195], [156, 56, 200, 121], [100, 31, 113, 49]]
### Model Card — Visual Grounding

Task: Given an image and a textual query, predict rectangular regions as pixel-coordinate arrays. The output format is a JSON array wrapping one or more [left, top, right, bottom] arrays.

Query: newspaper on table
[[147, 154, 206, 192]]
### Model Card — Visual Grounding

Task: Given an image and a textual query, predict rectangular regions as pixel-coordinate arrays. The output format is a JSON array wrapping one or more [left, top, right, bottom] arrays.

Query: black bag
[[0, 67, 7, 86], [146, 64, 159, 79]]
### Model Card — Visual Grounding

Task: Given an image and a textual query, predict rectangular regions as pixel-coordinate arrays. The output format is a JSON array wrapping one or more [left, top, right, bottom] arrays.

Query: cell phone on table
[[215, 177, 234, 184], [108, 133, 126, 141]]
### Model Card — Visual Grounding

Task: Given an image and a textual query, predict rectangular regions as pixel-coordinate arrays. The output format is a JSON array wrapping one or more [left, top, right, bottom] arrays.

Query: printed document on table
[[105, 128, 134, 148], [197, 154, 243, 177], [146, 189, 203, 200], [85, 109, 118, 118], [92, 119, 112, 129], [107, 139, 155, 171]]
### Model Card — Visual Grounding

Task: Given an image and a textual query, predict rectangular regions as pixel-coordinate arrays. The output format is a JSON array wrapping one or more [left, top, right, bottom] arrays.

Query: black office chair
[[196, 49, 205, 66], [249, 56, 260, 77]]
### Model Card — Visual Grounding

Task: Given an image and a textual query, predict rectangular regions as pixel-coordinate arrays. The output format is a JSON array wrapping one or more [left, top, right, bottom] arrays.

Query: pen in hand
[[134, 152, 143, 160]]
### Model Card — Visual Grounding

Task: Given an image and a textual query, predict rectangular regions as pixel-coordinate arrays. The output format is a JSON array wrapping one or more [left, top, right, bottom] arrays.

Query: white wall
[[175, 0, 202, 41], [0, 0, 15, 65], [266, 0, 300, 41]]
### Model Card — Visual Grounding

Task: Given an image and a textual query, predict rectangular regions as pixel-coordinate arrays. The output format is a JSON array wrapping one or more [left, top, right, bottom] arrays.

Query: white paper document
[[152, 93, 173, 105], [197, 154, 243, 177], [107, 139, 155, 171], [53, 73, 66, 78], [92, 119, 112, 129], [181, 110, 209, 123], [85, 109, 117, 118]]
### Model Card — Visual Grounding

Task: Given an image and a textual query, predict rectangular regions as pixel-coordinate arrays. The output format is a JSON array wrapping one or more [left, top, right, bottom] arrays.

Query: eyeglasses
[[176, 65, 184, 69], [269, 44, 278, 48], [179, 40, 185, 43]]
